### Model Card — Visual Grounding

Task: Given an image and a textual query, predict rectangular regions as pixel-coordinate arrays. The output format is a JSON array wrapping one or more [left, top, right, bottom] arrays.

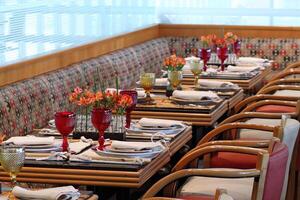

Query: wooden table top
[[0, 127, 192, 188], [181, 67, 272, 91]]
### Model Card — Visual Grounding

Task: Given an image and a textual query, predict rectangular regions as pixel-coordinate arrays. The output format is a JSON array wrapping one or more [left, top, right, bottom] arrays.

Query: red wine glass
[[55, 111, 76, 152], [217, 47, 228, 71], [120, 90, 138, 129], [233, 40, 241, 58], [199, 48, 211, 72], [91, 108, 112, 151]]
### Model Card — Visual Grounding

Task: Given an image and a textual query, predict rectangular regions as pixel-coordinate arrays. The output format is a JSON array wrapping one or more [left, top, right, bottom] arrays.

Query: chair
[[218, 113, 300, 200], [143, 143, 288, 200], [284, 61, 300, 71], [268, 69, 300, 82], [257, 85, 300, 98], [234, 95, 300, 117], [259, 78, 300, 92]]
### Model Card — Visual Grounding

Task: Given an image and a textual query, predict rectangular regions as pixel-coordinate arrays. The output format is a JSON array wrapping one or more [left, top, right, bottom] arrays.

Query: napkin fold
[[227, 65, 260, 72], [237, 57, 267, 63], [111, 140, 163, 151], [172, 90, 221, 101], [138, 117, 184, 128], [155, 78, 168, 86], [198, 80, 238, 89], [69, 137, 93, 154], [137, 89, 146, 98], [12, 186, 80, 200], [4, 135, 55, 146]]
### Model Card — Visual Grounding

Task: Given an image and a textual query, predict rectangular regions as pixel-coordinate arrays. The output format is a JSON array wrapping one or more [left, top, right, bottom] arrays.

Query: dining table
[[131, 87, 244, 126], [181, 65, 272, 94], [0, 127, 192, 190]]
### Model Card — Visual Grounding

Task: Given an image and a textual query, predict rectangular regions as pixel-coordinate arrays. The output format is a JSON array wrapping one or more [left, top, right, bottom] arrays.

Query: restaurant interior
[[0, 0, 300, 199]]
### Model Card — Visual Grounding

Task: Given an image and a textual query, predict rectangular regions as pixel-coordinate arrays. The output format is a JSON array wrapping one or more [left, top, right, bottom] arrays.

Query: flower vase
[[106, 114, 126, 141], [91, 108, 112, 150], [168, 70, 183, 90]]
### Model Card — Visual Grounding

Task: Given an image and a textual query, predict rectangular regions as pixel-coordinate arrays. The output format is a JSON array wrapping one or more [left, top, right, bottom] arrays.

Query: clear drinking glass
[[0, 146, 25, 199]]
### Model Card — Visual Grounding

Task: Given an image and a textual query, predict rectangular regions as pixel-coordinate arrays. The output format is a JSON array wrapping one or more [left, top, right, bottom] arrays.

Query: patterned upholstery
[[0, 38, 170, 137], [167, 36, 300, 69]]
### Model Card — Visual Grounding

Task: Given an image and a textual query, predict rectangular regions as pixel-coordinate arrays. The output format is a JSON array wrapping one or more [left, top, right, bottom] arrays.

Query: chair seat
[[273, 89, 300, 97], [256, 105, 296, 113], [210, 152, 257, 169], [178, 174, 253, 200]]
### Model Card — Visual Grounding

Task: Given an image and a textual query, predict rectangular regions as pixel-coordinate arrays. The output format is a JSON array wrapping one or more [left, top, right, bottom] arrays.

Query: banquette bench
[[0, 36, 299, 137]]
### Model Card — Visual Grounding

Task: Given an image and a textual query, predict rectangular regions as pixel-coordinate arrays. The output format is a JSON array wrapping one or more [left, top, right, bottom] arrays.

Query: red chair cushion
[[210, 152, 257, 169], [256, 105, 296, 113]]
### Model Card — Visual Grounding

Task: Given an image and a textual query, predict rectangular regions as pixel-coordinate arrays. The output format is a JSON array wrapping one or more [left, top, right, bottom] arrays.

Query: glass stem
[[125, 110, 131, 128], [98, 131, 105, 151], [62, 136, 68, 152], [194, 75, 199, 87]]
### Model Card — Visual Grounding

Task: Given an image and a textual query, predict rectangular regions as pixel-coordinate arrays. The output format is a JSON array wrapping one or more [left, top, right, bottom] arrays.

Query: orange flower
[[224, 32, 238, 44], [163, 55, 185, 71]]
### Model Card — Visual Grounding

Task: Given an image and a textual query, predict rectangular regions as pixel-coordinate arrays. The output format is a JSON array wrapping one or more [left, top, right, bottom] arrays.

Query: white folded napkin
[[172, 90, 221, 101], [155, 78, 168, 86], [237, 57, 267, 63], [69, 137, 93, 154], [198, 80, 238, 89], [137, 89, 146, 98], [12, 186, 80, 200], [138, 118, 184, 128], [4, 135, 55, 146], [111, 140, 163, 151], [185, 56, 200, 62], [182, 64, 193, 75], [227, 65, 260, 72]]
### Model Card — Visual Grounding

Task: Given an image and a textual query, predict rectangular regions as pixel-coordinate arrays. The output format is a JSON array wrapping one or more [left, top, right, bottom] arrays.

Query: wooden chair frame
[[143, 145, 268, 200], [197, 122, 283, 146], [257, 85, 300, 97], [143, 188, 229, 200], [285, 62, 300, 71], [269, 69, 300, 82], [260, 78, 300, 91]]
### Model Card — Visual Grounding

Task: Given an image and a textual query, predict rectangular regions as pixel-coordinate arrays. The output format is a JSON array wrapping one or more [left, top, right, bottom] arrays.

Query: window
[[1, 0, 300, 66]]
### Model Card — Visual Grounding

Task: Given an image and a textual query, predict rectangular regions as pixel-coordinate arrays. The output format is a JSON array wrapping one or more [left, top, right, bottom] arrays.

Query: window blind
[[1, 0, 300, 66]]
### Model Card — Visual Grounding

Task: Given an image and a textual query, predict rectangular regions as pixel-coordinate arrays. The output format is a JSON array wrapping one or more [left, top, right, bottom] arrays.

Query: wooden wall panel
[[0, 25, 159, 87], [159, 24, 300, 38]]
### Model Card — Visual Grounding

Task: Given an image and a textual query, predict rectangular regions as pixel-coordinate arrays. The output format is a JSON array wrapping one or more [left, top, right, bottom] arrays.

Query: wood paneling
[[0, 24, 159, 87], [159, 24, 300, 38]]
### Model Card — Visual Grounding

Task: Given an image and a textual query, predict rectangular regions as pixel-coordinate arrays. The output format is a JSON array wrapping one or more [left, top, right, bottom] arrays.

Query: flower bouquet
[[69, 81, 133, 145]]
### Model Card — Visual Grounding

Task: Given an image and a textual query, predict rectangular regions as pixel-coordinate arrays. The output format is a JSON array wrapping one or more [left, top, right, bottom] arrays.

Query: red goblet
[[217, 47, 228, 71], [199, 48, 211, 72], [91, 108, 112, 151], [120, 90, 137, 129], [233, 40, 241, 57], [55, 111, 76, 152]]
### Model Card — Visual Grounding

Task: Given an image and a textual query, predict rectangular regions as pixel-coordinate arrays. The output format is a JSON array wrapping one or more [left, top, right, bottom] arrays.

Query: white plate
[[94, 146, 163, 158], [25, 146, 61, 152]]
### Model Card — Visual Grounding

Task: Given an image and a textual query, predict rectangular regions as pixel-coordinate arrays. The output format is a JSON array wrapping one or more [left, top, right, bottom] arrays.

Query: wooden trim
[[159, 24, 300, 38], [0, 24, 160, 87]]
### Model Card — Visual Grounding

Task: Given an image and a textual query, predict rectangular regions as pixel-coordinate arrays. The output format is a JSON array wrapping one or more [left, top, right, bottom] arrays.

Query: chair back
[[262, 142, 288, 200]]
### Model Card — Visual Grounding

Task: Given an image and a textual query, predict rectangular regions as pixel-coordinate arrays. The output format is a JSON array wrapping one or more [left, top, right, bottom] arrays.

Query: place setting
[[126, 117, 188, 141]]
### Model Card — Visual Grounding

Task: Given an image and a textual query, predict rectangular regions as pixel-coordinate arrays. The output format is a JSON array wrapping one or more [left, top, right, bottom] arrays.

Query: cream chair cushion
[[273, 89, 300, 97], [179, 175, 253, 200]]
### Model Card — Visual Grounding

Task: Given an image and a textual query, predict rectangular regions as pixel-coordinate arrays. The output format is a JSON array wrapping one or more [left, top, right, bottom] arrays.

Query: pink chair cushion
[[256, 105, 296, 113], [210, 152, 257, 169], [263, 142, 289, 200]]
